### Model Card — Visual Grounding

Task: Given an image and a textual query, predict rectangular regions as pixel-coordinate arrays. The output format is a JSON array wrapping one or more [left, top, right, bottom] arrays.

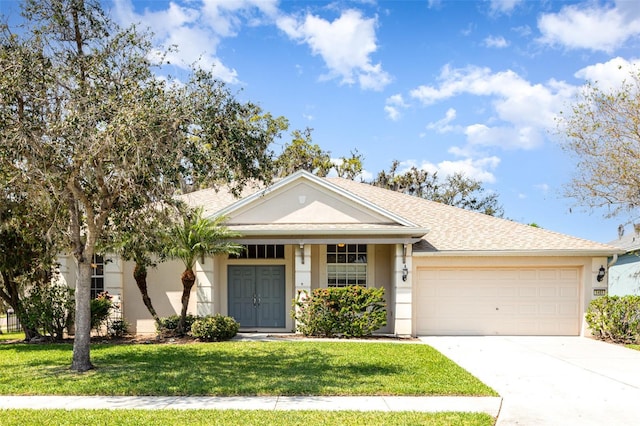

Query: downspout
[[608, 254, 619, 268]]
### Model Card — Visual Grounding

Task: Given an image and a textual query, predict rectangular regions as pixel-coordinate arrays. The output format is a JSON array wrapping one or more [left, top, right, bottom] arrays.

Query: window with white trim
[[91, 254, 104, 299], [229, 244, 285, 259], [326, 244, 367, 287]]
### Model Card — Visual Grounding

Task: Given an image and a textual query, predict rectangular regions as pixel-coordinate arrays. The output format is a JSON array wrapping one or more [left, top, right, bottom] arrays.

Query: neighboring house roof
[[608, 231, 640, 253], [178, 171, 620, 256]]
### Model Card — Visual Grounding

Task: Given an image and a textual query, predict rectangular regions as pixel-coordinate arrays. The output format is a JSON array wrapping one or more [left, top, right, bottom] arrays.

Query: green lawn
[[628, 344, 640, 351], [0, 331, 23, 341], [0, 409, 495, 426], [0, 340, 496, 396]]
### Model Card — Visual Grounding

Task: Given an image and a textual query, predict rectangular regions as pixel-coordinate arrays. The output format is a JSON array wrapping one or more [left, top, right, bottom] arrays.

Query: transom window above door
[[327, 244, 367, 287], [230, 244, 285, 259]]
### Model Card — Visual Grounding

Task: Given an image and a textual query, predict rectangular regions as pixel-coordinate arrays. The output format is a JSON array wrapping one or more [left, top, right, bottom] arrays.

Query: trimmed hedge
[[292, 286, 387, 338], [191, 314, 239, 342], [156, 314, 197, 336], [586, 295, 640, 344]]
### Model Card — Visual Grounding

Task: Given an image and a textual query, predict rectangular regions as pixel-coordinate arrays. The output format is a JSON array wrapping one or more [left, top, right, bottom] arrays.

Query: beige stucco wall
[[230, 181, 390, 225], [124, 258, 189, 334], [411, 254, 608, 337]]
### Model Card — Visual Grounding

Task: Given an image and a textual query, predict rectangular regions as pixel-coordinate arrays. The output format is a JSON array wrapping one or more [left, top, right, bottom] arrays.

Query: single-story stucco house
[[607, 231, 640, 296], [56, 170, 622, 336]]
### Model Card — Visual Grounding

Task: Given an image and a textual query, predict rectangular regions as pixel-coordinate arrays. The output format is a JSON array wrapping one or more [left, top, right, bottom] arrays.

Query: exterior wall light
[[402, 264, 408, 281], [596, 266, 606, 282]]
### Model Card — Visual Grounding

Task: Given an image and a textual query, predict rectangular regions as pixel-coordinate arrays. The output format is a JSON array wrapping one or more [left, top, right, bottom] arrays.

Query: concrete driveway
[[421, 336, 640, 426]]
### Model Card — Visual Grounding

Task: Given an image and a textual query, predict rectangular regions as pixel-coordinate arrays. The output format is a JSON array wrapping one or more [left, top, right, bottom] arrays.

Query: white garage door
[[416, 267, 581, 336]]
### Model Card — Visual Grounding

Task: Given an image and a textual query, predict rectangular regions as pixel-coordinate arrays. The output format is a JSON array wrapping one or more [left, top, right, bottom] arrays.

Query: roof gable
[[217, 170, 420, 228], [178, 172, 621, 255]]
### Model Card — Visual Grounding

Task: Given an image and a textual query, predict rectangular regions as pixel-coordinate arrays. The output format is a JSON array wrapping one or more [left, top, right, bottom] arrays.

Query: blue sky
[[3, 0, 639, 243]]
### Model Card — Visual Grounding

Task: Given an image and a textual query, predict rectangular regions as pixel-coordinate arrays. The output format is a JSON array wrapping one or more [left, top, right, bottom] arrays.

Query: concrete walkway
[[0, 395, 501, 415], [422, 336, 640, 426]]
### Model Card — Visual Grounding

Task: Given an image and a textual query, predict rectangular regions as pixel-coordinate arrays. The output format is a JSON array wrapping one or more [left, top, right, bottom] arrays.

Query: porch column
[[294, 244, 311, 330], [196, 258, 215, 316], [394, 243, 413, 336]]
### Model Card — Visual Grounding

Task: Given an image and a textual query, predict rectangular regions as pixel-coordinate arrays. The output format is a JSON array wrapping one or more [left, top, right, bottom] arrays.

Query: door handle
[[253, 294, 257, 307], [257, 295, 261, 306]]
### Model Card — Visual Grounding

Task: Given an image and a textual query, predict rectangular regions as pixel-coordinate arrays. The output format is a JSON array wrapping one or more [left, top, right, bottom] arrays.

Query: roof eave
[[230, 227, 430, 237], [413, 248, 625, 257]]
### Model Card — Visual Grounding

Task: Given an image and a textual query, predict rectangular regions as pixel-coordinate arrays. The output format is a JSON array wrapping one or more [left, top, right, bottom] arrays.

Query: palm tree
[[101, 206, 172, 329], [167, 207, 242, 335]]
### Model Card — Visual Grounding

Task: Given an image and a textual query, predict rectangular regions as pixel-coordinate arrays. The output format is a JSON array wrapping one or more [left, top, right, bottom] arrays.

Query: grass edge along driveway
[[0, 409, 496, 426], [0, 339, 497, 397]]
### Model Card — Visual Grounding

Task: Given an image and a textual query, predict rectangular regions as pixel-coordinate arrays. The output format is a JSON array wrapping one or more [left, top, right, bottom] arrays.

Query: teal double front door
[[228, 265, 286, 328]]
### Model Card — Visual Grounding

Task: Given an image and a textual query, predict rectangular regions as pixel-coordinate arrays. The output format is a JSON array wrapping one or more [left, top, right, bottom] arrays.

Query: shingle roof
[[608, 231, 640, 252], [177, 174, 620, 255], [327, 178, 619, 254]]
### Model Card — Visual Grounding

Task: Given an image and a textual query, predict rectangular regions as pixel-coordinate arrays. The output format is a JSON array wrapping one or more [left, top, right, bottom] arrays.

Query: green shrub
[[586, 295, 640, 344], [191, 314, 240, 342], [90, 292, 113, 332], [157, 314, 197, 336], [292, 286, 387, 337], [108, 319, 129, 337], [22, 283, 75, 341]]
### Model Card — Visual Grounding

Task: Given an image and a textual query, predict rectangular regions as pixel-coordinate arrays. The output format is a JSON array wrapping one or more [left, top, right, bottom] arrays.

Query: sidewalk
[[0, 395, 501, 415]]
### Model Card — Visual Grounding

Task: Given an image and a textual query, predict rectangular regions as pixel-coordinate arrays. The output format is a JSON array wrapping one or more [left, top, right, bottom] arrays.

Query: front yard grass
[[0, 331, 23, 341], [0, 409, 495, 426], [0, 340, 496, 396]]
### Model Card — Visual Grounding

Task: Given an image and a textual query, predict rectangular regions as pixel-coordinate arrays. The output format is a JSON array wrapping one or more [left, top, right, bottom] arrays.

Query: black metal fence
[[3, 310, 21, 333]]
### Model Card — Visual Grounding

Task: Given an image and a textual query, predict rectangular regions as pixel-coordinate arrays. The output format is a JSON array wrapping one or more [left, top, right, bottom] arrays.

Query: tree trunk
[[71, 259, 94, 372], [176, 269, 196, 335], [0, 272, 40, 340], [133, 263, 160, 327]]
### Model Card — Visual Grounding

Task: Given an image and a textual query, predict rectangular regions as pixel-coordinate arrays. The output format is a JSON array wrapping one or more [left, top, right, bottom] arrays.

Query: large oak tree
[[0, 0, 285, 371]]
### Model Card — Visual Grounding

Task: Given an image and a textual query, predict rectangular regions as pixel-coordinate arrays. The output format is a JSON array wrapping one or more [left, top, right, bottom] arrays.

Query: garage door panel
[[539, 286, 559, 297], [560, 286, 578, 297], [416, 267, 581, 336]]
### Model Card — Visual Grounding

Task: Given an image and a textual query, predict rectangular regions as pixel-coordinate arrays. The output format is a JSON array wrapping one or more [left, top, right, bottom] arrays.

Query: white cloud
[[397, 156, 500, 184], [420, 156, 500, 183], [484, 35, 510, 48], [410, 65, 575, 150], [489, 0, 524, 15], [276, 9, 391, 91], [384, 106, 401, 121], [426, 108, 457, 133], [201, 0, 279, 37], [436, 156, 500, 183], [537, 2, 640, 53], [574, 57, 640, 92], [464, 124, 543, 150], [384, 94, 409, 121], [111, 0, 249, 83]]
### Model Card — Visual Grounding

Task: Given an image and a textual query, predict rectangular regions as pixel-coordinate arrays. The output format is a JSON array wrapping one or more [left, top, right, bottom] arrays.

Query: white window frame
[[91, 254, 105, 299], [326, 244, 368, 287]]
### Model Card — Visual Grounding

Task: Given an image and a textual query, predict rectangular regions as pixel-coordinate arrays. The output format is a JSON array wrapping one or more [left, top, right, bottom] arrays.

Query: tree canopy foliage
[[371, 160, 504, 216], [274, 128, 364, 179], [557, 67, 640, 223], [0, 0, 285, 370]]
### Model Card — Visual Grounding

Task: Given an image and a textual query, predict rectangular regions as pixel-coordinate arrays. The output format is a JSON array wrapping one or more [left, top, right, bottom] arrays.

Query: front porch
[[193, 242, 414, 336]]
